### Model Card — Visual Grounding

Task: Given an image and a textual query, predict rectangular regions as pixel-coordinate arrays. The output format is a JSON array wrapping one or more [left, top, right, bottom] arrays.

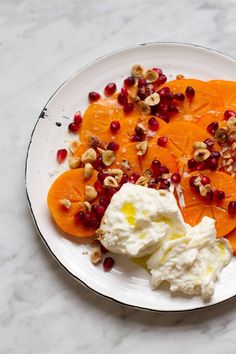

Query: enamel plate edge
[[26, 43, 236, 312]]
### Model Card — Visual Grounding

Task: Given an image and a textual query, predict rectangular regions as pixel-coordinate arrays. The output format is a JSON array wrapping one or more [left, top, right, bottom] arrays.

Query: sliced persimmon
[[139, 142, 178, 173], [181, 171, 236, 237], [208, 80, 236, 110], [157, 121, 211, 172], [225, 229, 236, 255], [47, 169, 97, 237], [114, 142, 142, 173], [164, 79, 222, 122]]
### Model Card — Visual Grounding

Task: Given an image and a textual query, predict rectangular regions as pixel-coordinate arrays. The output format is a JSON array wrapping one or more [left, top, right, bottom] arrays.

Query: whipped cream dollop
[[100, 183, 232, 300]]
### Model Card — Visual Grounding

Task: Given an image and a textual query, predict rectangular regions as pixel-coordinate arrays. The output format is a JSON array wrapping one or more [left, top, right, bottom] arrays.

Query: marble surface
[[1, 0, 236, 353]]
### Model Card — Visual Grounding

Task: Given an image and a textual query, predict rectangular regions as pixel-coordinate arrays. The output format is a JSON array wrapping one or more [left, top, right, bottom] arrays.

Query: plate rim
[[25, 41, 236, 312]]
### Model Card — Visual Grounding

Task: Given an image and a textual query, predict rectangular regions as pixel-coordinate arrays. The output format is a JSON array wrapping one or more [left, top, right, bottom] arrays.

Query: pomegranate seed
[[214, 190, 225, 201], [158, 103, 169, 115], [137, 87, 152, 100], [148, 117, 159, 131], [174, 93, 185, 101], [57, 149, 67, 163], [130, 134, 143, 142], [228, 201, 236, 216], [166, 91, 174, 101], [108, 188, 117, 197], [159, 115, 170, 123], [107, 141, 119, 151], [123, 103, 134, 114], [148, 182, 156, 189], [110, 120, 120, 133], [100, 243, 108, 253], [210, 151, 220, 160], [159, 166, 170, 174], [196, 162, 206, 171], [158, 74, 167, 85], [124, 76, 135, 87], [201, 176, 211, 185], [171, 173, 181, 184], [168, 104, 179, 113], [68, 122, 79, 133], [206, 157, 218, 171], [207, 121, 219, 135], [97, 205, 105, 219], [93, 156, 104, 171], [121, 87, 128, 97], [159, 179, 170, 190], [185, 86, 195, 98], [158, 87, 170, 99], [97, 172, 107, 182], [204, 138, 214, 150], [157, 136, 168, 147], [104, 82, 116, 96], [74, 210, 85, 223], [151, 160, 161, 176], [94, 180, 104, 194], [205, 190, 214, 203], [224, 110, 236, 120], [138, 78, 147, 87], [189, 175, 198, 187], [129, 173, 140, 183], [99, 196, 110, 208], [88, 91, 101, 102], [103, 257, 115, 272], [120, 174, 129, 185], [117, 93, 128, 106], [152, 68, 162, 74], [188, 159, 197, 170], [84, 212, 92, 225], [73, 111, 83, 125]]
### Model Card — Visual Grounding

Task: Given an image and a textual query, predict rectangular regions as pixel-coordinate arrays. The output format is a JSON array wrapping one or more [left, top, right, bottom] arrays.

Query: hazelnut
[[59, 199, 71, 209], [81, 148, 96, 163], [227, 116, 236, 130], [176, 74, 185, 80], [130, 95, 140, 104], [90, 247, 102, 265], [85, 186, 97, 202], [69, 140, 80, 154], [192, 141, 207, 151], [131, 64, 145, 78], [144, 92, 160, 106], [136, 140, 148, 156], [137, 101, 151, 114], [199, 185, 210, 197], [88, 136, 100, 149], [214, 129, 228, 144], [83, 201, 92, 211], [107, 169, 123, 183], [84, 163, 93, 179], [193, 149, 211, 162], [103, 176, 119, 188], [102, 150, 116, 166], [135, 176, 149, 186], [143, 169, 152, 179], [68, 156, 81, 169], [143, 69, 159, 83]]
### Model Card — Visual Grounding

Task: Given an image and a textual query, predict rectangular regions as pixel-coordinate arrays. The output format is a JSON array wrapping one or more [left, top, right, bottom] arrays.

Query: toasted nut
[[159, 190, 167, 196], [176, 74, 185, 80], [227, 117, 236, 130], [215, 129, 228, 144], [193, 149, 211, 162], [107, 169, 123, 183], [103, 176, 119, 188], [84, 201, 92, 211], [97, 147, 105, 154], [199, 185, 210, 197], [69, 140, 80, 154], [136, 140, 148, 156], [90, 247, 102, 265], [135, 176, 149, 186], [130, 95, 140, 104], [192, 141, 207, 151], [59, 199, 71, 209], [232, 142, 236, 150], [222, 150, 231, 159], [121, 159, 131, 170], [85, 186, 97, 202], [143, 69, 159, 83], [137, 101, 151, 114], [162, 173, 171, 179], [88, 136, 100, 149], [144, 92, 160, 106], [226, 158, 233, 166], [102, 150, 116, 166], [135, 123, 146, 134], [95, 228, 104, 240], [68, 156, 81, 169], [84, 163, 93, 179], [228, 130, 236, 143], [131, 64, 145, 78], [143, 169, 152, 179], [226, 165, 233, 173], [194, 176, 202, 187], [81, 148, 96, 163]]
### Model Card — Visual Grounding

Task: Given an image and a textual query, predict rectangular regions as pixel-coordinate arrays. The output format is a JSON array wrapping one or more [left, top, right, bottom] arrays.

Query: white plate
[[26, 43, 236, 312]]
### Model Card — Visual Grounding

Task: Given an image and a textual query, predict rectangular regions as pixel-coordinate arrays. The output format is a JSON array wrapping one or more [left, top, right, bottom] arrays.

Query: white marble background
[[1, 0, 236, 353]]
